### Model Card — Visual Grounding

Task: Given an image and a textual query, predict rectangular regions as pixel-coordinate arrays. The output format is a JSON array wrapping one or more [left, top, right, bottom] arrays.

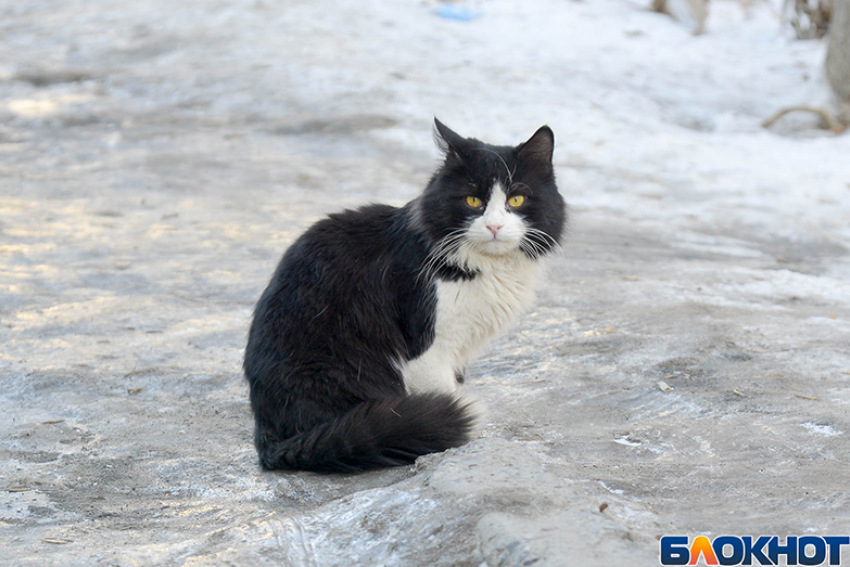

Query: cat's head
[[415, 119, 567, 269]]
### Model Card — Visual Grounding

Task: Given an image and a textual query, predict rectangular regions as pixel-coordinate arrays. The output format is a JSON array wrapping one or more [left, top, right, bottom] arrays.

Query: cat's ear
[[518, 126, 555, 167], [433, 118, 471, 160]]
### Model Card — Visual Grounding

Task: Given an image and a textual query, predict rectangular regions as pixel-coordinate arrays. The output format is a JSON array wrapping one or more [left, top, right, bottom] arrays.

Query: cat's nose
[[486, 224, 502, 237]]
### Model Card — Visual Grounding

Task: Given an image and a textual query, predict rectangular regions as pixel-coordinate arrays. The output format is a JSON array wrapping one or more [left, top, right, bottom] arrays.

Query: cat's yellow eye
[[508, 195, 526, 208], [466, 196, 482, 208]]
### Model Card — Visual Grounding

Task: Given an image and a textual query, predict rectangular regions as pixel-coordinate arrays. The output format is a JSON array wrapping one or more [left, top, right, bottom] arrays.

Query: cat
[[243, 119, 567, 473]]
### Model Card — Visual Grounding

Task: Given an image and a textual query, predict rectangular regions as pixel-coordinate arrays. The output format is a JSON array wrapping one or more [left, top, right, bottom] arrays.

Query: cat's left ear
[[517, 126, 555, 166]]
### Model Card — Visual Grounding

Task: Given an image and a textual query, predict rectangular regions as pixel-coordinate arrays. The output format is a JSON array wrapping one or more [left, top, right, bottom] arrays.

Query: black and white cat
[[244, 119, 566, 472]]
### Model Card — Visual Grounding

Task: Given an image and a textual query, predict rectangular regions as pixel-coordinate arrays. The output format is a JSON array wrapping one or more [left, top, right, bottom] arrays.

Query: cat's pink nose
[[487, 224, 502, 237]]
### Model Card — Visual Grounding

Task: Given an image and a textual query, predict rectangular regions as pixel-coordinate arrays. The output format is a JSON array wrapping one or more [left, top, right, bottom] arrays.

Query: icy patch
[[613, 434, 642, 447], [599, 481, 625, 495], [671, 233, 768, 259], [801, 422, 841, 437]]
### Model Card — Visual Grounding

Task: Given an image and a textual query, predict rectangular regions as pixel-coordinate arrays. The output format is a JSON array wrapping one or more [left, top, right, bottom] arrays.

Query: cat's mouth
[[473, 237, 520, 257]]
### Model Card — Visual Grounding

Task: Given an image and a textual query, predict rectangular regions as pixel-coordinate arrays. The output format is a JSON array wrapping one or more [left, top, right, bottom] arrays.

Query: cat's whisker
[[419, 229, 469, 282], [437, 236, 468, 271], [521, 228, 564, 261], [524, 226, 559, 243], [519, 229, 568, 278], [527, 237, 566, 277], [475, 147, 513, 186], [524, 227, 562, 252], [519, 239, 546, 260], [427, 232, 466, 268]]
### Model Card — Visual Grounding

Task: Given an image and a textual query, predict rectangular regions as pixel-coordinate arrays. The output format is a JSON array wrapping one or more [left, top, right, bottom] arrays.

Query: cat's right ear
[[433, 118, 470, 161]]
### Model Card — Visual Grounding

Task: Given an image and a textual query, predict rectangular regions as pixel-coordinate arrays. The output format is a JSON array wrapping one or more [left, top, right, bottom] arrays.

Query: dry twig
[[762, 105, 848, 133]]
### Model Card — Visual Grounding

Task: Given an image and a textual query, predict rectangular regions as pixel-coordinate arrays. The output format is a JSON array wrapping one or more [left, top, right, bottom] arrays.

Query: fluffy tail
[[256, 393, 476, 473]]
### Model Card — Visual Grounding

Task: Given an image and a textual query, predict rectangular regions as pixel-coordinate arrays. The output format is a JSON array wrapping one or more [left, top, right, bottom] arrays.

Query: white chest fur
[[401, 254, 541, 394]]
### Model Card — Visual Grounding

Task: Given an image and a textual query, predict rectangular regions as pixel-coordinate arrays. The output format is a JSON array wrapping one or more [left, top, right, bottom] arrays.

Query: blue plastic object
[[433, 4, 481, 21]]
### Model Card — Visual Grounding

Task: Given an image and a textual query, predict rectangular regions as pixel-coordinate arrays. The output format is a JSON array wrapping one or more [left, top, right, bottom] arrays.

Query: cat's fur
[[244, 119, 566, 473]]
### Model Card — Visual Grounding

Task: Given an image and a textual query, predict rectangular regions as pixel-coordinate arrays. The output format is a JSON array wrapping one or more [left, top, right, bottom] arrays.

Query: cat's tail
[[256, 393, 477, 473]]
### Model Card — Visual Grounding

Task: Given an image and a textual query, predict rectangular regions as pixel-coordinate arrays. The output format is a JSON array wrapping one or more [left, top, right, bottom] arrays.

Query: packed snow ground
[[2, 0, 849, 565]]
